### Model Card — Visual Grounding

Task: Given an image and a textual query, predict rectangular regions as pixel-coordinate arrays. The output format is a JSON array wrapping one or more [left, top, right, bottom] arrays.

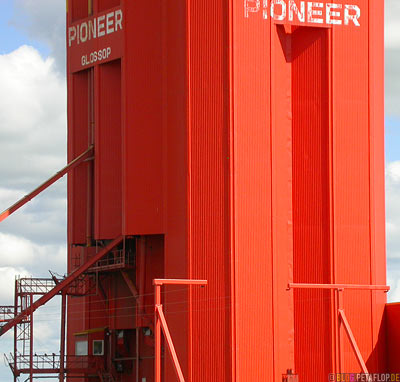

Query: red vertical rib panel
[[69, 70, 89, 244], [71, 0, 88, 22], [189, 1, 231, 381], [124, 1, 163, 235], [97, 0, 120, 12], [95, 60, 122, 239], [232, 3, 274, 380], [292, 27, 331, 380], [367, 1, 390, 372], [271, 24, 295, 380], [368, 0, 387, 372], [333, 0, 372, 371], [163, 0, 189, 379]]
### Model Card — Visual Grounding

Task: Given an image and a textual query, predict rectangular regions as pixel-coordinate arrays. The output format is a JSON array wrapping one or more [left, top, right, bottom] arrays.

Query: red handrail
[[153, 279, 207, 382], [287, 282, 390, 374]]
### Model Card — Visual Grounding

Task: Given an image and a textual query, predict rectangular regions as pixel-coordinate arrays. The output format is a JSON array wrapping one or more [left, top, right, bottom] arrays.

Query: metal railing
[[0, 306, 14, 324], [287, 283, 390, 374], [5, 353, 99, 374], [153, 279, 207, 382]]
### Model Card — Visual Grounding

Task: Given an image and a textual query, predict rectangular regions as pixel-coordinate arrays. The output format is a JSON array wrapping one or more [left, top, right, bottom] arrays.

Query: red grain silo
[[64, 0, 388, 381]]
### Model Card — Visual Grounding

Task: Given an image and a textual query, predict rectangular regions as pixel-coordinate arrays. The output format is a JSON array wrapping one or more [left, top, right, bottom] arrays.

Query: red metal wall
[[66, 0, 387, 380], [188, 1, 231, 381], [292, 26, 332, 381], [95, 60, 122, 239]]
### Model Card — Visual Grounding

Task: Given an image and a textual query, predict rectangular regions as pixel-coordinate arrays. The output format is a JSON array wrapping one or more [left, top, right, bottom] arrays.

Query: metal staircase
[[98, 370, 116, 382]]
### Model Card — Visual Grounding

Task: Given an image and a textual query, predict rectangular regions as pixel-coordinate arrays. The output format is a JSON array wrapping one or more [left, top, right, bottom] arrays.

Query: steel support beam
[[0, 236, 123, 336], [0, 146, 93, 223]]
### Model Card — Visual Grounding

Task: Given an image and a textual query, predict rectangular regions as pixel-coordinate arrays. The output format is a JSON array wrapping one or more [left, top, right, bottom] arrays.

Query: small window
[[75, 340, 88, 356], [93, 340, 104, 356]]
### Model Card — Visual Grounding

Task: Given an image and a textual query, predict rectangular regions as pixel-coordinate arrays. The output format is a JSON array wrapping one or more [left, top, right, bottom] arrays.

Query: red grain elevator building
[[66, 0, 388, 381]]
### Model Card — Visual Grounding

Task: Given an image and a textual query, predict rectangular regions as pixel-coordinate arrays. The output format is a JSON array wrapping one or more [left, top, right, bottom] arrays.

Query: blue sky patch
[[0, 0, 49, 56]]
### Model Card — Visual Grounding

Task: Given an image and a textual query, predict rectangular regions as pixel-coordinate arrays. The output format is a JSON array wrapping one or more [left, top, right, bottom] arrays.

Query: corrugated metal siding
[[64, 0, 388, 380], [95, 59, 122, 239], [271, 23, 296, 380], [98, 0, 120, 12], [232, 2, 274, 380], [163, 1, 190, 380], [368, 0, 387, 372], [189, 1, 231, 381], [69, 70, 89, 244], [292, 26, 332, 380], [70, 0, 88, 22], [123, 1, 163, 235], [333, 0, 373, 371]]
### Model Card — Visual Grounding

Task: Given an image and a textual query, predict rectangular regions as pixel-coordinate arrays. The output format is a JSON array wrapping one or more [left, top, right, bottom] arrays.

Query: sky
[[0, 0, 399, 381]]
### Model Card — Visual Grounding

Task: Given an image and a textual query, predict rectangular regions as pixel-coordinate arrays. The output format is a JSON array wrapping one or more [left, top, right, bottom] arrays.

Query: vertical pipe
[[138, 237, 146, 326], [136, 327, 140, 382], [86, 68, 94, 247], [29, 294, 33, 382], [59, 292, 66, 382], [337, 289, 344, 373], [13, 279, 18, 382], [334, 289, 340, 373], [155, 284, 161, 382]]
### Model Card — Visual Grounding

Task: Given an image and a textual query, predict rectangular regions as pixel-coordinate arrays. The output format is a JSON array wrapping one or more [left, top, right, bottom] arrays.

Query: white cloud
[[0, 181, 67, 246], [0, 266, 29, 303], [385, 0, 400, 117], [0, 45, 67, 346], [385, 0, 400, 49], [0, 46, 66, 191], [386, 161, 400, 260], [0, 232, 66, 271], [385, 49, 400, 118], [387, 260, 400, 302]]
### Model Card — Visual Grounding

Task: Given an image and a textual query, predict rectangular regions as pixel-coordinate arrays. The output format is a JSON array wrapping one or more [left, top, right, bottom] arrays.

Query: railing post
[[155, 283, 162, 382], [337, 288, 344, 373], [333, 288, 339, 373], [153, 279, 207, 382]]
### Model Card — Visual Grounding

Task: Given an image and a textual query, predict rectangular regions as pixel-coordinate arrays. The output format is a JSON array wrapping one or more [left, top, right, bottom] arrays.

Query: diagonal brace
[[0, 146, 93, 223], [0, 236, 122, 337], [338, 309, 369, 374], [156, 305, 185, 382]]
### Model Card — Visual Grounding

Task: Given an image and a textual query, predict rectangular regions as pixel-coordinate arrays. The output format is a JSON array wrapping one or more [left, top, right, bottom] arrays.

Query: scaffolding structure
[[0, 148, 128, 381]]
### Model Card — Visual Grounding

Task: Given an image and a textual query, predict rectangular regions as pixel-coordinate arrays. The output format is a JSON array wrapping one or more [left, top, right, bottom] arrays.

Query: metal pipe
[[287, 283, 389, 291], [0, 147, 93, 223], [86, 68, 95, 247], [59, 292, 66, 382], [136, 327, 140, 382], [29, 294, 33, 382], [88, 0, 93, 16], [155, 284, 161, 382], [14, 279, 17, 382], [138, 237, 146, 326]]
